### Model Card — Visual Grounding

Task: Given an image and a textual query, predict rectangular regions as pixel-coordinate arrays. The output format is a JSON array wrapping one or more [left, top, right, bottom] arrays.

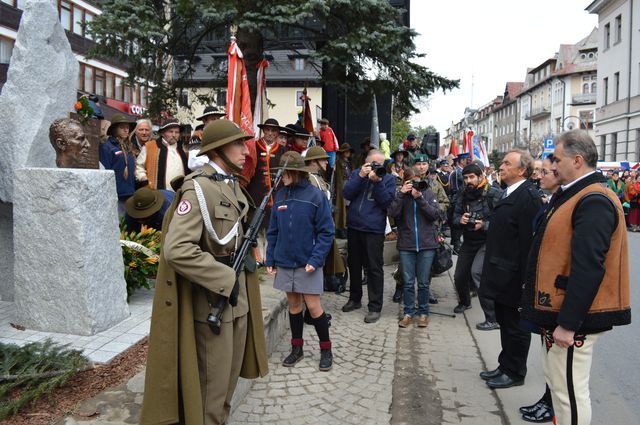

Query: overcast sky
[[409, 0, 598, 136]]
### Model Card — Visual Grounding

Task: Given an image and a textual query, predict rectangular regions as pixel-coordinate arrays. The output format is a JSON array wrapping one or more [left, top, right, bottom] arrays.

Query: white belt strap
[[310, 174, 331, 200], [192, 179, 240, 246]]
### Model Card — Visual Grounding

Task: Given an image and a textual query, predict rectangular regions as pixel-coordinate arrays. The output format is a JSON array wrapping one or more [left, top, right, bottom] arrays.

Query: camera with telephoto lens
[[412, 179, 429, 191], [370, 161, 387, 177]]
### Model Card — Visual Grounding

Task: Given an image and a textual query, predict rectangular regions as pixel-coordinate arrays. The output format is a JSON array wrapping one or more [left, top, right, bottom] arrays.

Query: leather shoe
[[476, 321, 500, 331], [520, 399, 547, 415], [364, 311, 381, 323], [486, 372, 524, 389], [479, 367, 502, 381], [341, 300, 362, 312], [453, 303, 471, 314], [522, 402, 553, 423]]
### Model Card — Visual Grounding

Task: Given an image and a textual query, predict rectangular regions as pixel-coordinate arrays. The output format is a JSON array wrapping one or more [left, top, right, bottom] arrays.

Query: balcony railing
[[572, 93, 597, 105], [525, 106, 550, 120]]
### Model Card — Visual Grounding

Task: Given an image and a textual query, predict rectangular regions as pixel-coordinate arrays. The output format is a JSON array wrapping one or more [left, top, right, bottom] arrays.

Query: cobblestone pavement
[[229, 265, 505, 425]]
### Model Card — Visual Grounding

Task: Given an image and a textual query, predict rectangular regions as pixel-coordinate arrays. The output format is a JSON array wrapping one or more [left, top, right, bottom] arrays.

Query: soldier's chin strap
[[217, 149, 243, 175]]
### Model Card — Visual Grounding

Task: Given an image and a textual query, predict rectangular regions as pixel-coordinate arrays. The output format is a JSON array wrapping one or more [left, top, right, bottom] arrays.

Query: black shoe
[[282, 345, 304, 367], [522, 402, 553, 423], [453, 304, 471, 314], [392, 288, 402, 303], [479, 367, 502, 381], [429, 297, 439, 304], [486, 372, 524, 389], [519, 398, 550, 415], [364, 311, 381, 323], [476, 321, 500, 331], [319, 348, 333, 371], [341, 300, 362, 312]]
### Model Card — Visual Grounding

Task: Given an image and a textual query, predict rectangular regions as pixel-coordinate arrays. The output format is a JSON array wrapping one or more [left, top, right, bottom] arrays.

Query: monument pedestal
[[0, 202, 13, 301], [14, 168, 129, 335]]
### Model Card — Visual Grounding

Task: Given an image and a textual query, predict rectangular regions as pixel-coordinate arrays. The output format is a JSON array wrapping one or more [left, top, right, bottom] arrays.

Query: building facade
[[587, 0, 640, 161], [0, 0, 148, 119], [493, 82, 523, 152]]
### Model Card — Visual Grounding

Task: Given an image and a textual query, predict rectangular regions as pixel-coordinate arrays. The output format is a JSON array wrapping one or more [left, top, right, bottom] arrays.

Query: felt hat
[[196, 105, 226, 121], [125, 188, 163, 219], [412, 153, 429, 164], [338, 142, 354, 153], [106, 113, 135, 136], [276, 151, 312, 172], [257, 118, 280, 129], [304, 146, 329, 161], [158, 119, 181, 132]]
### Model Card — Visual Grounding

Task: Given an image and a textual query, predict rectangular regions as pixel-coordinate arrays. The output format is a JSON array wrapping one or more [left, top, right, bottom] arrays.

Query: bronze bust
[[49, 118, 91, 168]]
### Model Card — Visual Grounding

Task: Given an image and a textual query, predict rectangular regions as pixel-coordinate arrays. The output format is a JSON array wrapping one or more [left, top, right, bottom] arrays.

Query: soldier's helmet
[[304, 146, 329, 162], [197, 119, 252, 157]]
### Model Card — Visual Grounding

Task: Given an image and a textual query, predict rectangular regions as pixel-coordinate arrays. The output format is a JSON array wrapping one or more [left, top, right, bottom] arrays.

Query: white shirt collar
[[560, 171, 596, 192], [505, 178, 526, 197], [208, 160, 228, 176]]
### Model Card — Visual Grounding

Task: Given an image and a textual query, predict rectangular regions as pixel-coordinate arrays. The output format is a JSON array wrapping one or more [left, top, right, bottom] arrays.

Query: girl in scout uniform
[[265, 151, 335, 371]]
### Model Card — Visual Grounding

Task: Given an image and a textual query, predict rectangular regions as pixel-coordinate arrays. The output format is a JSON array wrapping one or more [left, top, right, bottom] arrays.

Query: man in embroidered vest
[[135, 119, 190, 191], [521, 130, 631, 425]]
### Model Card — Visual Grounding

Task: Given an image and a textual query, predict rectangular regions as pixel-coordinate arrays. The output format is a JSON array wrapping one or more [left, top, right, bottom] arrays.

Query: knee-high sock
[[312, 312, 331, 349], [289, 311, 304, 345]]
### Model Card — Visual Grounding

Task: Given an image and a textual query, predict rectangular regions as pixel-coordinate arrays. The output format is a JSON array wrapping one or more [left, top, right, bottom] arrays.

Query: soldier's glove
[[229, 279, 240, 307]]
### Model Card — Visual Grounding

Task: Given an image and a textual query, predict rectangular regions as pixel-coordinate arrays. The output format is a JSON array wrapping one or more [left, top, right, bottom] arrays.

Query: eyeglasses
[[541, 169, 556, 176]]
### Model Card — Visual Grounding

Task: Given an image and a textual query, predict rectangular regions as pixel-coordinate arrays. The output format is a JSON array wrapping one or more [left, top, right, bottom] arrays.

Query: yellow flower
[[146, 257, 159, 264], [129, 261, 137, 268]]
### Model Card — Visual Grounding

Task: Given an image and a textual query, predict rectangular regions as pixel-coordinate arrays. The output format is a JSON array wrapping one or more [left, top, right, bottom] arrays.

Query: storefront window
[[124, 85, 130, 103], [115, 76, 123, 100]]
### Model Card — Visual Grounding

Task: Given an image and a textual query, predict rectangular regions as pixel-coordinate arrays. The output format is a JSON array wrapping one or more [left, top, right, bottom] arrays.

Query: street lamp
[[562, 115, 585, 131]]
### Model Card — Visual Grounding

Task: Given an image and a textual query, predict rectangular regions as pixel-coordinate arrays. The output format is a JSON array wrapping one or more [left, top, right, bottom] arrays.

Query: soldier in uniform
[[304, 146, 347, 291], [140, 119, 268, 425], [334, 143, 354, 238]]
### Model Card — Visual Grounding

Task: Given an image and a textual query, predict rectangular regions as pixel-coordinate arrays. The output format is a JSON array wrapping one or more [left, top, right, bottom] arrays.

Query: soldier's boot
[[319, 346, 333, 372], [283, 340, 304, 367]]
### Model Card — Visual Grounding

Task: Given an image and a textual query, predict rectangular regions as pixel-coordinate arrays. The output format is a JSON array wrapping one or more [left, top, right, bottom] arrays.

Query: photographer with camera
[[388, 167, 440, 328], [451, 163, 502, 331], [341, 149, 396, 323]]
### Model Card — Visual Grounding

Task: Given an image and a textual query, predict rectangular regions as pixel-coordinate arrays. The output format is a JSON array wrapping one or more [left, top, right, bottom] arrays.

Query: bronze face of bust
[[49, 118, 91, 168]]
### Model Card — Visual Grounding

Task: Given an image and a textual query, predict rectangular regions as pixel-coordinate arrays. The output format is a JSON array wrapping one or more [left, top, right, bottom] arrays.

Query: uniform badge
[[177, 199, 192, 215], [277, 205, 288, 211]]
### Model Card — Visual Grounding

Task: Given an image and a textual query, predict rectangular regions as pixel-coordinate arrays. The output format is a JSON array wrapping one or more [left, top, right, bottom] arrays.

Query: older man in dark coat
[[478, 149, 542, 389]]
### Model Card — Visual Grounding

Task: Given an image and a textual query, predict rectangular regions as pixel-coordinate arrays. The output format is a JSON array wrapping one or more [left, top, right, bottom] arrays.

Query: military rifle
[[207, 159, 288, 335]]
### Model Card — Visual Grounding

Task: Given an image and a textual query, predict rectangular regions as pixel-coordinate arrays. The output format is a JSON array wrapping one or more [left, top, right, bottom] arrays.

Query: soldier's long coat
[[139, 164, 268, 425]]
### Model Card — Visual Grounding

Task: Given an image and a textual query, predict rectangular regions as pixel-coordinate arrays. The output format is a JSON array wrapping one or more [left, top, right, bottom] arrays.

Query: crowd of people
[[125, 114, 631, 425]]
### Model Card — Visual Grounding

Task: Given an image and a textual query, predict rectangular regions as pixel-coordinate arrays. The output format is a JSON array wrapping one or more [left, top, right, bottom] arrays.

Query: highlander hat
[[106, 113, 135, 136], [257, 118, 280, 130], [304, 146, 329, 161], [196, 105, 226, 121], [158, 119, 181, 132], [197, 119, 252, 156], [412, 153, 429, 164], [125, 188, 163, 219]]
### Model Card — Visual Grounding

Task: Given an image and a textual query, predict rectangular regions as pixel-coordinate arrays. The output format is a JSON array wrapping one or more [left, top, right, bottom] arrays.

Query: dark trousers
[[347, 228, 385, 312], [495, 302, 531, 380], [453, 240, 483, 307]]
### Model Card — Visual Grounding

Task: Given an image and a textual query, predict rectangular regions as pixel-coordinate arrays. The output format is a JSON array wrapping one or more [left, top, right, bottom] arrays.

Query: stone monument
[[0, 0, 78, 300], [1, 0, 130, 334], [14, 168, 129, 335]]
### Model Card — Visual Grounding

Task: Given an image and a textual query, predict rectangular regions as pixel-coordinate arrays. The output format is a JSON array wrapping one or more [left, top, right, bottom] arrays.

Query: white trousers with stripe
[[541, 332, 602, 425]]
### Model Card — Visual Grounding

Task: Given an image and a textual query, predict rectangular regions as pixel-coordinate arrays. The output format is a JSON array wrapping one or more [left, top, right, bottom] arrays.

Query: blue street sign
[[544, 138, 554, 150]]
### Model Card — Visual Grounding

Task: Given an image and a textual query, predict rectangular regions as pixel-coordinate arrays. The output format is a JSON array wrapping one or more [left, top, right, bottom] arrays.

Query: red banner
[[226, 38, 256, 185], [300, 87, 314, 136], [449, 139, 459, 156]]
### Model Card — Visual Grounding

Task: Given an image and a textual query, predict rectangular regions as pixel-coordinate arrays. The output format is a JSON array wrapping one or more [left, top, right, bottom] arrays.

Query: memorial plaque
[[68, 112, 100, 169]]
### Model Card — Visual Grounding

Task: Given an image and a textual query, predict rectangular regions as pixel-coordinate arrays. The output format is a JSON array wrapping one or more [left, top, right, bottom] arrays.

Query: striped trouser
[[541, 330, 602, 425]]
